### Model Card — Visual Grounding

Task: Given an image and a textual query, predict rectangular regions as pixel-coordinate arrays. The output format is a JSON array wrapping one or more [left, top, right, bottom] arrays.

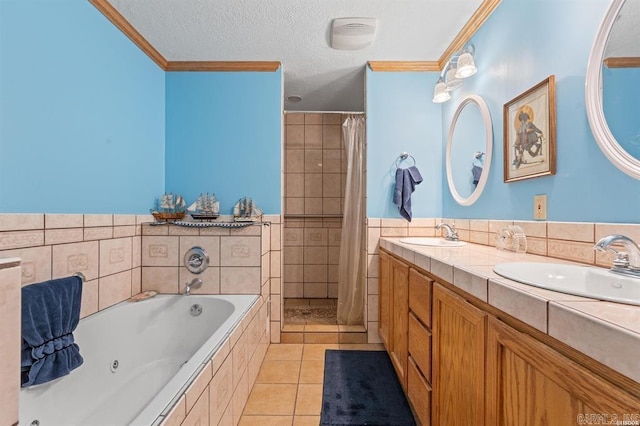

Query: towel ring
[[396, 152, 416, 168], [73, 272, 86, 282]]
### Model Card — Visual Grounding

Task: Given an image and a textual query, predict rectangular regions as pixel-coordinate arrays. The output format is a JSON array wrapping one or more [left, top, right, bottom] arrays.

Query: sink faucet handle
[[436, 223, 459, 241], [612, 252, 630, 268]]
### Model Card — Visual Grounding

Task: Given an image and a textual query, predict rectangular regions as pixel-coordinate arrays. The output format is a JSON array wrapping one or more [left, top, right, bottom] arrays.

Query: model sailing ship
[[188, 193, 220, 220], [233, 197, 263, 222], [150, 193, 186, 221]]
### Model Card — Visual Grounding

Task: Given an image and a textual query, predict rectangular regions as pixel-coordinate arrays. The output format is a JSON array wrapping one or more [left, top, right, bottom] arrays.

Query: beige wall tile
[[232, 331, 248, 390], [322, 150, 341, 173], [84, 214, 113, 227], [220, 267, 261, 294], [526, 236, 547, 256], [283, 282, 303, 298], [408, 227, 436, 237], [284, 264, 304, 282], [0, 214, 43, 231], [0, 246, 51, 285], [409, 218, 435, 228], [469, 231, 489, 246], [270, 224, 281, 251], [304, 247, 328, 265], [285, 198, 305, 215], [270, 251, 281, 278], [100, 238, 133, 277], [45, 228, 83, 245], [168, 226, 199, 236], [141, 223, 168, 236], [0, 266, 20, 426], [284, 246, 304, 265], [131, 267, 141, 295], [286, 125, 304, 149], [367, 218, 381, 227], [84, 227, 113, 241], [595, 222, 640, 243], [327, 228, 341, 247], [324, 114, 342, 125], [142, 236, 179, 267], [182, 387, 209, 426], [547, 239, 595, 264], [322, 198, 341, 215], [233, 369, 250, 425], [305, 125, 322, 148], [136, 214, 155, 225], [514, 220, 547, 238], [286, 174, 305, 198], [304, 198, 323, 215], [162, 395, 186, 426], [210, 353, 234, 425], [261, 228, 270, 255], [367, 323, 382, 344], [53, 241, 99, 281], [547, 222, 594, 243], [179, 267, 220, 294], [328, 264, 338, 282], [99, 270, 132, 310], [262, 254, 271, 285], [304, 228, 328, 246], [113, 215, 136, 226], [381, 227, 408, 237], [367, 277, 379, 295], [142, 267, 179, 293], [132, 236, 141, 268], [305, 113, 322, 125], [488, 220, 514, 234], [323, 125, 341, 149], [328, 247, 340, 265], [322, 174, 341, 197], [113, 225, 136, 238], [199, 227, 231, 236], [304, 174, 323, 198], [367, 295, 379, 321], [303, 265, 327, 283], [367, 254, 379, 278], [285, 113, 304, 125], [221, 236, 261, 267], [186, 362, 213, 412], [305, 150, 323, 173], [469, 220, 489, 232], [80, 279, 99, 318], [45, 214, 83, 229], [271, 277, 281, 294], [286, 149, 304, 173]]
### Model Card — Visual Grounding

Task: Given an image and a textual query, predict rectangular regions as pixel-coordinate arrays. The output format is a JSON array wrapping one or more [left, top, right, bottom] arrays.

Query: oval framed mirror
[[446, 94, 493, 206], [586, 0, 640, 180]]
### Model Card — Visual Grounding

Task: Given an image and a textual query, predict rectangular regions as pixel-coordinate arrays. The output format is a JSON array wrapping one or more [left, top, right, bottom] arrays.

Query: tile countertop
[[0, 257, 20, 270], [380, 238, 640, 384]]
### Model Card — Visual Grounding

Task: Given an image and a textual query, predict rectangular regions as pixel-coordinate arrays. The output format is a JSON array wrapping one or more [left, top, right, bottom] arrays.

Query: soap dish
[[130, 290, 158, 302], [496, 225, 527, 253]]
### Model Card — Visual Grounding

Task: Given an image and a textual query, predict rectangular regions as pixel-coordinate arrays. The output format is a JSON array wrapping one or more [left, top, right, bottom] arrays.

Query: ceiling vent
[[330, 18, 377, 50]]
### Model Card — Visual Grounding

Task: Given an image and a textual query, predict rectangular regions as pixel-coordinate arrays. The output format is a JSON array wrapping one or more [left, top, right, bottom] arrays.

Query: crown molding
[[438, 0, 502, 68], [603, 57, 640, 68], [165, 61, 281, 72], [89, 0, 168, 69], [368, 61, 440, 72]]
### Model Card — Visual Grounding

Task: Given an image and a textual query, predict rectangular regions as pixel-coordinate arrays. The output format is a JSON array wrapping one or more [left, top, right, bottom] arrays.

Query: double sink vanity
[[378, 236, 640, 425]]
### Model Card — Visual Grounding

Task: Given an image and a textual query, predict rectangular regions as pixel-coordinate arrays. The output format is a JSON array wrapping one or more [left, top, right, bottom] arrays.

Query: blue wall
[[442, 0, 640, 222], [165, 72, 282, 214], [0, 0, 165, 213], [366, 70, 443, 219]]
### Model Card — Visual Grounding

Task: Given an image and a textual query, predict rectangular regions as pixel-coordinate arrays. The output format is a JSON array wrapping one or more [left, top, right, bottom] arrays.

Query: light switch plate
[[534, 194, 547, 220]]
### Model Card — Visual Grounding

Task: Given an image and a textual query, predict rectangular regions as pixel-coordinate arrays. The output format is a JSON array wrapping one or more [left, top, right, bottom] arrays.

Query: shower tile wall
[[283, 113, 346, 298]]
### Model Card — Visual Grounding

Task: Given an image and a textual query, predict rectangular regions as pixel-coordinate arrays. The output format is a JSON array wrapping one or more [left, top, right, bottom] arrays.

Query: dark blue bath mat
[[321, 350, 416, 426]]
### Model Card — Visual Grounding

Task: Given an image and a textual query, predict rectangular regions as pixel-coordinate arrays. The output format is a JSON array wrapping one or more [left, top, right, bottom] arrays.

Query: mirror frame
[[585, 0, 640, 180], [445, 94, 493, 206]]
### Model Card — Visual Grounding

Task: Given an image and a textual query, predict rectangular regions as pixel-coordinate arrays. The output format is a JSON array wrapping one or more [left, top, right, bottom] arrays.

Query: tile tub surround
[[379, 237, 640, 385], [159, 294, 270, 426], [0, 258, 21, 426]]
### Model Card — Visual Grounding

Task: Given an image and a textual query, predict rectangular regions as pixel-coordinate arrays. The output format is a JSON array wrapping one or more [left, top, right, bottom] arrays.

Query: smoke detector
[[330, 18, 377, 50]]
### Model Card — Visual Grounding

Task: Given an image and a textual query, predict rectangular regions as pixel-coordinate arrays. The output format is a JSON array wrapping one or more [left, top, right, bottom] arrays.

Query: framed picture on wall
[[503, 75, 556, 182]]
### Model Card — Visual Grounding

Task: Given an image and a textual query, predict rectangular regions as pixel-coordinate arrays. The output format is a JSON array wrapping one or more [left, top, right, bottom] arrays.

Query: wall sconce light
[[432, 44, 477, 103]]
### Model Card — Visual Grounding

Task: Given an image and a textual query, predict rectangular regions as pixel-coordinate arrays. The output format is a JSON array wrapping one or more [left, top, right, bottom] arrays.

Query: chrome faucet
[[593, 234, 640, 278], [436, 223, 459, 241], [184, 278, 203, 295]]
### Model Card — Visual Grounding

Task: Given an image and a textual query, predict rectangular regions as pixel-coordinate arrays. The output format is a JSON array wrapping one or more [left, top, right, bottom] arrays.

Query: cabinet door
[[433, 283, 487, 426], [378, 251, 392, 350], [390, 255, 410, 390], [486, 317, 640, 426]]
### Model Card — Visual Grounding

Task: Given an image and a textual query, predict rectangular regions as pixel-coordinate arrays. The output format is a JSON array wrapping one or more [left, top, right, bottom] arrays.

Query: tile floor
[[239, 343, 384, 426]]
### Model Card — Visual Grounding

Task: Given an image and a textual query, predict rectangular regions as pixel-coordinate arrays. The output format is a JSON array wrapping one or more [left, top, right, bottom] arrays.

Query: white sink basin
[[493, 262, 640, 306], [399, 237, 467, 247]]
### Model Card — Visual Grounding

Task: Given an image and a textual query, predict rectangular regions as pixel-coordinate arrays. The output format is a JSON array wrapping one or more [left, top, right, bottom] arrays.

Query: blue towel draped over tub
[[393, 166, 423, 222], [21, 276, 84, 387]]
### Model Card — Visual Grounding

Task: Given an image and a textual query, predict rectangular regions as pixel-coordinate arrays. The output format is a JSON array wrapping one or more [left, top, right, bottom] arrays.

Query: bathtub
[[20, 294, 259, 426]]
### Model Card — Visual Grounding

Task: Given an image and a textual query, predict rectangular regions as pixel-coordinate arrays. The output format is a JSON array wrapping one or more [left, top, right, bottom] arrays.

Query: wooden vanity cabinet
[[432, 283, 487, 426], [378, 251, 410, 390], [486, 316, 639, 425]]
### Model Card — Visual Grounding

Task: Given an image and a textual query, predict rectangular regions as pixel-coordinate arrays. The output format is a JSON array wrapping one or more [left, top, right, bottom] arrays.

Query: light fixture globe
[[455, 52, 477, 78], [433, 78, 451, 103], [445, 66, 463, 91]]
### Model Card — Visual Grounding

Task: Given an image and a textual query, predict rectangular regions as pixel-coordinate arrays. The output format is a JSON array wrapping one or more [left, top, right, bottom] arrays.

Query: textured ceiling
[[109, 0, 485, 111]]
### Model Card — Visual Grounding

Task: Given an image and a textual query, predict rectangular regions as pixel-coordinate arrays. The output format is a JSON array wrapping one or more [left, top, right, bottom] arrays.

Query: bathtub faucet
[[184, 278, 203, 295]]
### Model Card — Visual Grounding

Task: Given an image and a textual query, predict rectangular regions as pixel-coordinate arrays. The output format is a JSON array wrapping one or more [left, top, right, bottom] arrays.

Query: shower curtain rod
[[284, 110, 365, 115]]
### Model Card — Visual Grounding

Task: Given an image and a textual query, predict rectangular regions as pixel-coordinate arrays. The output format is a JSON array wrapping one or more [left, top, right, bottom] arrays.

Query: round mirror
[[586, 0, 640, 179], [446, 95, 493, 206]]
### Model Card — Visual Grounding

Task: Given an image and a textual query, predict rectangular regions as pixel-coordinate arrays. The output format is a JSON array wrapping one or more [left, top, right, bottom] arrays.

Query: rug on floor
[[320, 350, 416, 426]]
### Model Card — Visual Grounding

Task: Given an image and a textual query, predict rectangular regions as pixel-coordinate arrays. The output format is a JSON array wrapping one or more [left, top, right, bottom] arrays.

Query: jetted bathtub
[[20, 294, 258, 426]]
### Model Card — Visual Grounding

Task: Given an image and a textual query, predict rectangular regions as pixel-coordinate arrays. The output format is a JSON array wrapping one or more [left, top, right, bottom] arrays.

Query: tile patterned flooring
[[239, 343, 384, 426]]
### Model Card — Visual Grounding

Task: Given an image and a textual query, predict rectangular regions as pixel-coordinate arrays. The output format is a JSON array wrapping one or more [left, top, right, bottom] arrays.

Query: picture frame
[[503, 75, 556, 182]]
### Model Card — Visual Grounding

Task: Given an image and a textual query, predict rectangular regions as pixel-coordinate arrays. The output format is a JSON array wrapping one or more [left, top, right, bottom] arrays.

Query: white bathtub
[[20, 294, 258, 426]]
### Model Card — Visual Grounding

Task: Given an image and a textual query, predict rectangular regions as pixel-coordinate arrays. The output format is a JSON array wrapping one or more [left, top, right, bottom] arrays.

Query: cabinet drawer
[[408, 356, 431, 426], [409, 269, 432, 327], [408, 312, 431, 382]]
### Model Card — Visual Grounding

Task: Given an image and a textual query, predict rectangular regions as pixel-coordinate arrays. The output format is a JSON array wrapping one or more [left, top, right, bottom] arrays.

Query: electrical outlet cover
[[533, 194, 547, 220]]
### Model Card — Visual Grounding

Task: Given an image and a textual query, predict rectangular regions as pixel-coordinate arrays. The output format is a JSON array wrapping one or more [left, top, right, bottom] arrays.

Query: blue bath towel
[[393, 166, 423, 222], [21, 276, 84, 387]]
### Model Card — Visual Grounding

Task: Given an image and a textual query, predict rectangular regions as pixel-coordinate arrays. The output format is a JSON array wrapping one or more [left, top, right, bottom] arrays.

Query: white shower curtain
[[337, 115, 366, 325]]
